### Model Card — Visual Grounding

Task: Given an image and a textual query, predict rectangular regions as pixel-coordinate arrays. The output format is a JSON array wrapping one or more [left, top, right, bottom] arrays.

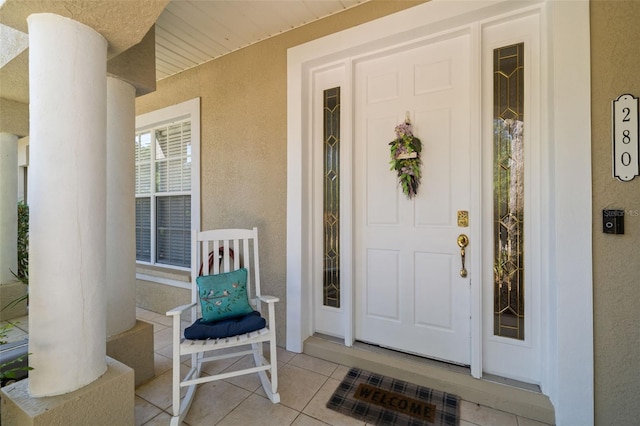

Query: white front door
[[353, 32, 473, 365]]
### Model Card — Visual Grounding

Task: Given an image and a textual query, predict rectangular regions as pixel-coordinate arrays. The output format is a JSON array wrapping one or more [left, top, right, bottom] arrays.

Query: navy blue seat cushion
[[184, 310, 266, 340]]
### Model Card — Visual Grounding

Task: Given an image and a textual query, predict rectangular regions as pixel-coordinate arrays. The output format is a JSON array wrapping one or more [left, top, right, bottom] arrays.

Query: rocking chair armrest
[[166, 302, 197, 317], [257, 295, 280, 304]]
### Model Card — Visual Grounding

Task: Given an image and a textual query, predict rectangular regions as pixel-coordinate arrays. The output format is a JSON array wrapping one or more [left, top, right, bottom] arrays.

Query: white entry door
[[354, 32, 473, 365]]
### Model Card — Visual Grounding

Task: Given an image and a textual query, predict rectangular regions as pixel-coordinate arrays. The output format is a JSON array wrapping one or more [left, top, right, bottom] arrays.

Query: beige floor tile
[[183, 380, 251, 426], [302, 377, 366, 426], [275, 345, 297, 364], [330, 365, 351, 380], [200, 354, 241, 377], [459, 400, 518, 426], [135, 396, 163, 426], [140, 411, 173, 426], [144, 310, 168, 322], [155, 341, 182, 361], [154, 343, 171, 360], [272, 363, 330, 411], [153, 327, 174, 352], [150, 313, 174, 327], [165, 319, 195, 342], [217, 393, 299, 426], [136, 364, 190, 411], [288, 353, 338, 377], [136, 308, 159, 322], [291, 413, 331, 426], [153, 352, 173, 377], [221, 356, 263, 392], [149, 321, 168, 334], [517, 416, 552, 426]]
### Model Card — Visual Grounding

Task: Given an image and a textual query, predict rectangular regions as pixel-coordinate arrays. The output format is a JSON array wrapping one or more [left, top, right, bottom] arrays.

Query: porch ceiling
[[0, 0, 367, 105], [155, 0, 366, 80]]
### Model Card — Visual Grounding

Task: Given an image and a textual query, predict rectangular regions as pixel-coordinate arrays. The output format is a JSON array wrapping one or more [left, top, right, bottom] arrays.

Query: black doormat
[[326, 367, 460, 426]]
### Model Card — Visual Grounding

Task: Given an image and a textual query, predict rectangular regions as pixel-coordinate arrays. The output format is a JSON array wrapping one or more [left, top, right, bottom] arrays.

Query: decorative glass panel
[[493, 43, 525, 340], [323, 87, 340, 308]]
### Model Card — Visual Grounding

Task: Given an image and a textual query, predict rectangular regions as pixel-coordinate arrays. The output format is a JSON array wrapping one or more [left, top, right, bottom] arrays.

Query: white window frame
[[135, 98, 200, 287]]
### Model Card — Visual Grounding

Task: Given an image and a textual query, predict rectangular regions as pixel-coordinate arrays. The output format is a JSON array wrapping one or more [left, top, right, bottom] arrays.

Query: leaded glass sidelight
[[493, 43, 525, 340], [323, 87, 340, 308]]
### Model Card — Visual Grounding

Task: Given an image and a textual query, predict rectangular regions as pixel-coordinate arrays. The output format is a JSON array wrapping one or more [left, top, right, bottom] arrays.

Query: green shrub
[[16, 201, 28, 284]]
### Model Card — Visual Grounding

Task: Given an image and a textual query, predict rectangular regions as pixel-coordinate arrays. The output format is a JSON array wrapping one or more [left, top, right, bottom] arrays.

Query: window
[[322, 87, 340, 308], [493, 44, 525, 339], [135, 99, 200, 271]]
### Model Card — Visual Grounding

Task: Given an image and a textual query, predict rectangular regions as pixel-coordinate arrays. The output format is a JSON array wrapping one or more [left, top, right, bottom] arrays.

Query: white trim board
[[286, 1, 592, 424]]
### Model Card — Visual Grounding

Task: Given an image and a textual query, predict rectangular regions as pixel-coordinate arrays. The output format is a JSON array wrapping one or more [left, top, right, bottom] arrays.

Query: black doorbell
[[603, 210, 624, 234]]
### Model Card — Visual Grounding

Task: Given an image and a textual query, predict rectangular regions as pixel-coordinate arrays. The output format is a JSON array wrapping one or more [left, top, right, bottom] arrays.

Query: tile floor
[[1, 310, 552, 426], [134, 308, 551, 426]]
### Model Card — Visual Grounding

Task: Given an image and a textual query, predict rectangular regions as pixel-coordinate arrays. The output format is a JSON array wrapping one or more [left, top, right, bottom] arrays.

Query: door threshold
[[304, 334, 554, 425], [352, 338, 471, 374]]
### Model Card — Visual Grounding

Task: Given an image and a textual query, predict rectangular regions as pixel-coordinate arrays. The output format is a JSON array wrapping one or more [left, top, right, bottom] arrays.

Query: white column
[[27, 13, 108, 397], [0, 132, 18, 284], [106, 76, 136, 337]]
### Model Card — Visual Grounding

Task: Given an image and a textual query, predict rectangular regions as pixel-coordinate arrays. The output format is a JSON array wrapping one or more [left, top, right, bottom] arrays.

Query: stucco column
[[0, 132, 18, 284], [27, 13, 108, 396], [106, 76, 136, 337]]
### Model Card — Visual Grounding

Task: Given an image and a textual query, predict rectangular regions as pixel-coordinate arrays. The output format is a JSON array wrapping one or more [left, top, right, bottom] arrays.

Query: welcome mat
[[326, 367, 460, 426]]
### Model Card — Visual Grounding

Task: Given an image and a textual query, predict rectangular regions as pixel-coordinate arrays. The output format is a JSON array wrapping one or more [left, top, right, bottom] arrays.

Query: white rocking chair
[[166, 227, 280, 425]]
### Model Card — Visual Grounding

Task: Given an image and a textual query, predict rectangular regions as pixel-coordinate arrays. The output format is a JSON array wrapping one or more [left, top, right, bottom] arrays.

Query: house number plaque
[[612, 94, 639, 182]]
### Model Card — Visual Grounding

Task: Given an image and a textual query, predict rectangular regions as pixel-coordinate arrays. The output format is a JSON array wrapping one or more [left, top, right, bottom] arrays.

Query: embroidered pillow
[[196, 268, 253, 323]]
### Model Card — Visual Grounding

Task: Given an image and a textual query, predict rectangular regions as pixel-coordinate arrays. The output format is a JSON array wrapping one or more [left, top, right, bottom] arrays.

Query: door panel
[[415, 108, 452, 226], [354, 32, 472, 365], [366, 116, 400, 225], [414, 252, 454, 329], [366, 249, 400, 320]]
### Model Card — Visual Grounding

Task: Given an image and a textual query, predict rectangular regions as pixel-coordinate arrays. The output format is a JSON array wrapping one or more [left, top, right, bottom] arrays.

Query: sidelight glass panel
[[493, 43, 525, 340], [323, 87, 340, 308]]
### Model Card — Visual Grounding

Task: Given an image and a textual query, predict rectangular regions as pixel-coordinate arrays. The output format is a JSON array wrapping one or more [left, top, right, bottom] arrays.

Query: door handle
[[457, 234, 469, 278]]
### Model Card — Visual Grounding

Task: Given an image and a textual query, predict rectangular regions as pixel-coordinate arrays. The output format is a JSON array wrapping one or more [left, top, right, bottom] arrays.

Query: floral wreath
[[389, 119, 422, 199]]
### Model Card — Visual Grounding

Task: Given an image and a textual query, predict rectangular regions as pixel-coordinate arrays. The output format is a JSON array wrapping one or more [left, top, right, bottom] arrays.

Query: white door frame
[[286, 1, 593, 424]]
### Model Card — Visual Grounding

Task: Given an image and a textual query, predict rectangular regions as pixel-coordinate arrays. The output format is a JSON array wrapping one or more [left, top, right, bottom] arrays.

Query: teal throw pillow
[[196, 268, 254, 323]]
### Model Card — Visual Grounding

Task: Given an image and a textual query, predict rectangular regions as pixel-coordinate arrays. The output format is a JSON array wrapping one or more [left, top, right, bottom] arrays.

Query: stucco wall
[[135, 1, 426, 345], [590, 1, 640, 424]]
